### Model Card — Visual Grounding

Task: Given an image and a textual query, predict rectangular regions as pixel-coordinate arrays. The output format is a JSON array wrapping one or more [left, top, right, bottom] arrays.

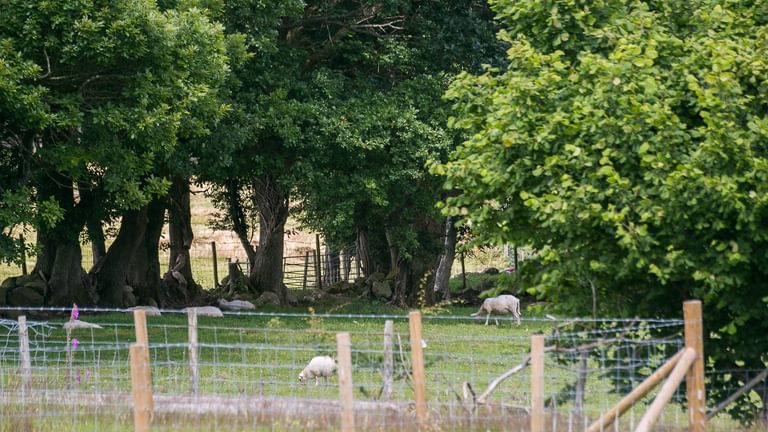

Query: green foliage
[[439, 0, 768, 422], [0, 0, 233, 262]]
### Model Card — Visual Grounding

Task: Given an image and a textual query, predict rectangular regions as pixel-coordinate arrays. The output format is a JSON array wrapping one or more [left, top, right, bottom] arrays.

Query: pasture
[[0, 300, 731, 431]]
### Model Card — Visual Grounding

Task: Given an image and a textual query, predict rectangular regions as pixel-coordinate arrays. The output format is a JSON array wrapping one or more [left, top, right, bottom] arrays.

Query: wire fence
[[0, 306, 735, 431]]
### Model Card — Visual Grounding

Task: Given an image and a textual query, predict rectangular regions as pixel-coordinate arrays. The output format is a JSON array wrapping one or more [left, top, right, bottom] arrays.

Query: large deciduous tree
[[207, 0, 501, 305], [1, 0, 231, 306], [439, 0, 768, 423]]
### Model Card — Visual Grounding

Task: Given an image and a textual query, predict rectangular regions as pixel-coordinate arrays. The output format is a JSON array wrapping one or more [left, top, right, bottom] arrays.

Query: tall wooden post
[[315, 234, 323, 289], [188, 309, 199, 394], [337, 332, 354, 432], [531, 334, 545, 432], [130, 344, 152, 432], [18, 315, 32, 396], [382, 320, 394, 400], [513, 246, 519, 272], [460, 252, 467, 292], [227, 259, 238, 295], [409, 311, 428, 422], [302, 251, 309, 290], [20, 234, 27, 275], [133, 309, 153, 413], [684, 300, 706, 432], [211, 241, 219, 288]]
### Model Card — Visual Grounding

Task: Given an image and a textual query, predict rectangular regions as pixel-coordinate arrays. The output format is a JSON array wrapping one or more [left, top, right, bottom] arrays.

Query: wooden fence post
[[337, 332, 354, 432], [315, 234, 323, 289], [684, 300, 706, 432], [382, 320, 394, 401], [133, 309, 153, 414], [227, 259, 238, 295], [18, 315, 32, 396], [531, 334, 545, 432], [130, 344, 152, 432], [302, 251, 309, 290], [211, 241, 219, 288], [188, 309, 199, 395], [409, 311, 427, 422]]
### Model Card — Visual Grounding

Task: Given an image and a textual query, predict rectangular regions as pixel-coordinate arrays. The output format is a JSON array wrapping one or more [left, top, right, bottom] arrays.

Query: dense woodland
[[2, 0, 768, 423]]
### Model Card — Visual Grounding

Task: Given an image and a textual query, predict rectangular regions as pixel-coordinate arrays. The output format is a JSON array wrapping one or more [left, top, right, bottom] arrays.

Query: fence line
[[0, 305, 713, 431]]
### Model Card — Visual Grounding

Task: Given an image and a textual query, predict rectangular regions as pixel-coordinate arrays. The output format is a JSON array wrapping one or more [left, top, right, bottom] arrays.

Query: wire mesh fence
[[0, 307, 718, 431]]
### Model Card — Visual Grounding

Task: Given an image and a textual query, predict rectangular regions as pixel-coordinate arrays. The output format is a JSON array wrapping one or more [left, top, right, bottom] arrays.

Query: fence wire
[[0, 307, 716, 431]]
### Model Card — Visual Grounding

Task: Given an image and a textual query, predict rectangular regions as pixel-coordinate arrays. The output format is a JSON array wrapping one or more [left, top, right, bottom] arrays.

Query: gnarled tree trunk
[[129, 198, 165, 306], [92, 208, 149, 307], [432, 216, 457, 301], [34, 179, 93, 306], [356, 227, 373, 279], [385, 227, 408, 306], [224, 179, 257, 268], [248, 175, 289, 304], [164, 177, 202, 303]]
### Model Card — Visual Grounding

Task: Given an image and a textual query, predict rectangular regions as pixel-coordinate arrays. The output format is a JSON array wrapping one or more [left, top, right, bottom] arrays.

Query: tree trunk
[[47, 239, 92, 306], [78, 181, 107, 266], [356, 227, 374, 278], [385, 227, 398, 276], [761, 380, 768, 423], [34, 178, 93, 306], [165, 176, 202, 303], [225, 179, 257, 268], [86, 218, 106, 265], [248, 175, 289, 304], [385, 228, 408, 306], [92, 208, 149, 307], [129, 198, 165, 306], [432, 216, 457, 302]]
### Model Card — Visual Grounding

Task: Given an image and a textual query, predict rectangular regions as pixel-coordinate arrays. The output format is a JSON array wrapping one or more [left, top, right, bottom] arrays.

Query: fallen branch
[[477, 321, 642, 404], [476, 354, 532, 404]]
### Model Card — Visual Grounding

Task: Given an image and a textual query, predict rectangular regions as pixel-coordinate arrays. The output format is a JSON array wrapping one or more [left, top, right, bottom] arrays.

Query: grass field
[[2, 297, 740, 431]]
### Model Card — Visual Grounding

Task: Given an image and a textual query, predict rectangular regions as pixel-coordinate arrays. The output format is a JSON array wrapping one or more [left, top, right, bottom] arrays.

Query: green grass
[[3, 300, 728, 431]]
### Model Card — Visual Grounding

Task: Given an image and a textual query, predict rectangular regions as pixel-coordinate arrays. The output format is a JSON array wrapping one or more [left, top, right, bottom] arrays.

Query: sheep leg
[[315, 376, 320, 386], [494, 316, 499, 326], [484, 313, 490, 326]]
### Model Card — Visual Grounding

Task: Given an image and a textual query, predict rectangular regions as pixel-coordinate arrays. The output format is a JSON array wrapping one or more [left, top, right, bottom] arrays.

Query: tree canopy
[[438, 0, 768, 421]]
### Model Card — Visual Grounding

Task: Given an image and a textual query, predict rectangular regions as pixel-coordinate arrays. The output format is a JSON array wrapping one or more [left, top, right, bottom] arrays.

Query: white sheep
[[298, 355, 337, 386], [471, 294, 521, 326], [218, 298, 256, 311]]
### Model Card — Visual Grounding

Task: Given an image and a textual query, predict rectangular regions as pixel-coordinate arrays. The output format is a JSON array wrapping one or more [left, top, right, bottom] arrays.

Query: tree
[[438, 0, 768, 423], [1, 0, 232, 306], [206, 0, 501, 305]]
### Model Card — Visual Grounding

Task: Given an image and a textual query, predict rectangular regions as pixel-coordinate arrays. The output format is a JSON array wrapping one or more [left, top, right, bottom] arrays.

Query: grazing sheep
[[299, 355, 337, 386], [471, 294, 521, 326]]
